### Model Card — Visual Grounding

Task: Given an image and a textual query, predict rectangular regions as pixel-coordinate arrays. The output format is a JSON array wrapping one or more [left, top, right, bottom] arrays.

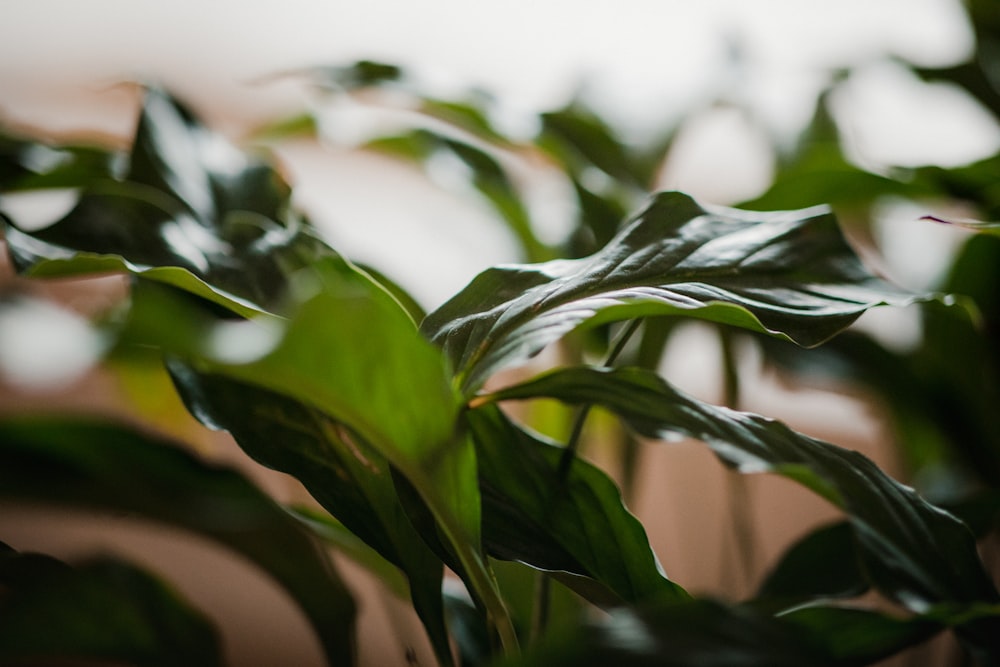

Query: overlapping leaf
[[2, 87, 321, 316], [0, 545, 220, 667], [167, 365, 454, 666], [423, 191, 917, 394], [0, 417, 355, 666], [467, 405, 688, 606], [484, 366, 1000, 614]]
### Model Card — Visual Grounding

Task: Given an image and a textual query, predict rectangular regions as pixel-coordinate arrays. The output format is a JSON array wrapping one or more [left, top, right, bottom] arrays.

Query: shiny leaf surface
[[468, 405, 688, 606], [485, 366, 1000, 612], [423, 191, 916, 394]]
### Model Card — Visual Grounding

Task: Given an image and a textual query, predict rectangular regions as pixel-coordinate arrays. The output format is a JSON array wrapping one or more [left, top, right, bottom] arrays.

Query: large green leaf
[[504, 598, 940, 667], [484, 366, 1000, 614], [468, 405, 688, 606], [122, 265, 516, 651], [0, 417, 355, 666], [0, 545, 220, 667], [167, 365, 455, 667], [422, 191, 917, 395]]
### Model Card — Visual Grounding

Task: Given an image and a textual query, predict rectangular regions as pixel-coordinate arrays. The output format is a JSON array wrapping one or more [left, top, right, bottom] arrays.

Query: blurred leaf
[[484, 366, 1000, 614], [167, 366, 454, 666], [0, 129, 118, 191], [504, 598, 940, 667], [0, 546, 220, 667], [741, 90, 922, 212], [539, 104, 649, 187], [307, 59, 405, 91], [922, 213, 1000, 236], [423, 191, 918, 395], [368, 128, 548, 261], [0, 417, 356, 666], [468, 405, 688, 606], [755, 521, 867, 612], [3, 87, 324, 315]]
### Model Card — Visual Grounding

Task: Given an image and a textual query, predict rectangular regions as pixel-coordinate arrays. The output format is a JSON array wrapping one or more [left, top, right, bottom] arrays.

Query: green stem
[[718, 327, 756, 592]]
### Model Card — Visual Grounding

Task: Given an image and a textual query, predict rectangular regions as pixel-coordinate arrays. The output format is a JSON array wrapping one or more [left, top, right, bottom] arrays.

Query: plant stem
[[718, 327, 757, 592], [556, 318, 643, 479]]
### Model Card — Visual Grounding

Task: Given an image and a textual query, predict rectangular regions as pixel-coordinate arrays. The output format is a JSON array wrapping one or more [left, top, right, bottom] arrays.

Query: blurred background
[[2, 0, 999, 665]]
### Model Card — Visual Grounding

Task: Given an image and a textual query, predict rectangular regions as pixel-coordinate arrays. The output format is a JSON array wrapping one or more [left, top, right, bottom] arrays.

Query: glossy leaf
[[0, 417, 356, 666], [468, 404, 688, 605], [484, 366, 1000, 612], [167, 365, 454, 666], [0, 545, 220, 667], [423, 191, 917, 394], [506, 598, 939, 667]]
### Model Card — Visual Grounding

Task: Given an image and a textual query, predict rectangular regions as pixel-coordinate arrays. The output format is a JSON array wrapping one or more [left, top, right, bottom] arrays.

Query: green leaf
[[755, 521, 867, 612], [0, 546, 220, 667], [505, 598, 939, 667], [0, 417, 356, 666], [2, 87, 325, 315], [167, 365, 455, 667], [123, 262, 516, 652], [367, 128, 548, 262], [422, 191, 917, 395], [468, 405, 688, 606], [484, 366, 1000, 613]]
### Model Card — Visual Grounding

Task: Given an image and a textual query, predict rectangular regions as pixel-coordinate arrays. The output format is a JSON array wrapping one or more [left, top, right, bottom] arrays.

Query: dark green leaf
[[0, 547, 220, 667], [468, 405, 687, 606], [0, 417, 355, 666], [2, 87, 324, 315], [755, 521, 867, 612], [423, 191, 917, 395], [167, 365, 455, 667], [485, 366, 1000, 612], [505, 598, 939, 667]]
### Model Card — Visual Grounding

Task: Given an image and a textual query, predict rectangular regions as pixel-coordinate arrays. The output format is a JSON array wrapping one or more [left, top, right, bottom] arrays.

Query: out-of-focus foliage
[[2, 3, 1000, 665]]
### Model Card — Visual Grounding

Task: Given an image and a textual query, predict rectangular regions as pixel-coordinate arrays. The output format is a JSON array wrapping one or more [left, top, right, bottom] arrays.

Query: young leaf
[[467, 404, 688, 605], [0, 417, 356, 666], [0, 546, 220, 667], [422, 191, 917, 395], [484, 366, 1000, 613]]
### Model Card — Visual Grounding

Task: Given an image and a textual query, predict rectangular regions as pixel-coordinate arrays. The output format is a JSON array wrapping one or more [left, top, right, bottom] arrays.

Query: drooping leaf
[[467, 405, 687, 606], [0, 128, 118, 191], [484, 366, 1000, 614], [0, 417, 356, 666], [167, 365, 454, 667], [0, 545, 220, 667], [423, 191, 917, 395], [504, 598, 940, 667]]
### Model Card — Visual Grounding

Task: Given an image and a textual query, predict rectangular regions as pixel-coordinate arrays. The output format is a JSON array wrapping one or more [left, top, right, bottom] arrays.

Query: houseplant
[[2, 15, 1000, 663]]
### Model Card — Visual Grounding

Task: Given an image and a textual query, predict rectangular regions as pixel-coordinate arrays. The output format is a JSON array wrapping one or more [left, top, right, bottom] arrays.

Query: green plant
[[3, 17, 1000, 665]]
